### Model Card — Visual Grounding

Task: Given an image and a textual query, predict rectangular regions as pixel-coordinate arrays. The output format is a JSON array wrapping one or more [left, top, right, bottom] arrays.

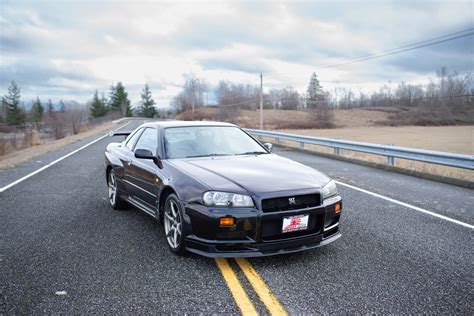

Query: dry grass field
[[273, 126, 473, 181], [281, 126, 473, 155], [176, 107, 392, 129]]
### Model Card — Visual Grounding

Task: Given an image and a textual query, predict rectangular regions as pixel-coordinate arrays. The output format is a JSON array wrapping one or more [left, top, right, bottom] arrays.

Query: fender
[[105, 143, 128, 193]]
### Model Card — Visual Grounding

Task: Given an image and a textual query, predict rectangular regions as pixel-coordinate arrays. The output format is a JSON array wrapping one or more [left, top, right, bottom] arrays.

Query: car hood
[[169, 154, 330, 194]]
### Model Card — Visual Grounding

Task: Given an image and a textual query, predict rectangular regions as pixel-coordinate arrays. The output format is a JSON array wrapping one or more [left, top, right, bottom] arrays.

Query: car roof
[[141, 120, 238, 129]]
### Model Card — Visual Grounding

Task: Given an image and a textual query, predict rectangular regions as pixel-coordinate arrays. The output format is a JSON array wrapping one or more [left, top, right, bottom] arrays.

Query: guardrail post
[[275, 137, 280, 144], [299, 142, 304, 149], [334, 147, 340, 155], [387, 144, 395, 166]]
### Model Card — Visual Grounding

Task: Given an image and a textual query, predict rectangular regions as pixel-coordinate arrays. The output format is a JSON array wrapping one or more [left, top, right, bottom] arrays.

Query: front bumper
[[182, 195, 342, 258]]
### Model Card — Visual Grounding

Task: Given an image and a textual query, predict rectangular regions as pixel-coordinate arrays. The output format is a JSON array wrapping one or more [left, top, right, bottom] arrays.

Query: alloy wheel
[[108, 170, 117, 206], [164, 199, 182, 249]]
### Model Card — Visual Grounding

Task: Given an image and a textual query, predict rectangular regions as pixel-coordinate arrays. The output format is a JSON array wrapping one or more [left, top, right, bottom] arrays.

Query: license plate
[[282, 214, 309, 233]]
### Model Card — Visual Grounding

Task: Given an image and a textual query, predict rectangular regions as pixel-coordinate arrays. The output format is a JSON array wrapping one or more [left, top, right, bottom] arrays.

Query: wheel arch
[[159, 186, 178, 219], [106, 165, 113, 184]]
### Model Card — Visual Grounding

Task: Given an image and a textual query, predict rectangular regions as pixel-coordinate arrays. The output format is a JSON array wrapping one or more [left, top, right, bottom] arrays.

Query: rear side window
[[134, 128, 158, 154], [125, 128, 143, 151]]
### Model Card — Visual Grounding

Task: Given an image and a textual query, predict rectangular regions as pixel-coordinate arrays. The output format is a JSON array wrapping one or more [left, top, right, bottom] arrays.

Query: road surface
[[1, 120, 472, 314]]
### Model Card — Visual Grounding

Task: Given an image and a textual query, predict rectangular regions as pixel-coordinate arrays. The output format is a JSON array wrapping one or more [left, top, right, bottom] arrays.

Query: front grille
[[261, 193, 321, 213]]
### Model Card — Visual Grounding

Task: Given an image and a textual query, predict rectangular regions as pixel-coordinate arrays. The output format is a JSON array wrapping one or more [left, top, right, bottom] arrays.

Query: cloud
[[0, 0, 472, 106], [0, 59, 104, 103], [200, 57, 270, 74], [386, 35, 474, 74], [0, 60, 96, 85]]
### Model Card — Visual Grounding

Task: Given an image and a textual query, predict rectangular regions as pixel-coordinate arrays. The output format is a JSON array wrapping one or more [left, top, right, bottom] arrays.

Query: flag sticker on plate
[[282, 214, 309, 233]]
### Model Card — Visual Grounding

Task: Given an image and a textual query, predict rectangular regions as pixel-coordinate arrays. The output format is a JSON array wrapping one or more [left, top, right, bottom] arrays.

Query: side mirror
[[134, 148, 163, 168], [263, 143, 273, 152]]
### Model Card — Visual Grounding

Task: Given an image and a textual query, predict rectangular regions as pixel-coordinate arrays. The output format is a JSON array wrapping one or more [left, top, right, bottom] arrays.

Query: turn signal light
[[220, 217, 235, 227], [335, 203, 342, 213]]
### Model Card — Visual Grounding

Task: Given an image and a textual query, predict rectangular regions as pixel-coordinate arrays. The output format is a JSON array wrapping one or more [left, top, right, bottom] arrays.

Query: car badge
[[288, 197, 296, 205]]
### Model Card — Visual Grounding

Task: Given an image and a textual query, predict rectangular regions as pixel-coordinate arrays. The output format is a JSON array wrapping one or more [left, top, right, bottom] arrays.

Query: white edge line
[[335, 180, 474, 230], [0, 121, 131, 193]]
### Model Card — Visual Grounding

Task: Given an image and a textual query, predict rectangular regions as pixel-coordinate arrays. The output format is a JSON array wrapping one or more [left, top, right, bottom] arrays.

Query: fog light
[[219, 217, 235, 227], [335, 203, 342, 213]]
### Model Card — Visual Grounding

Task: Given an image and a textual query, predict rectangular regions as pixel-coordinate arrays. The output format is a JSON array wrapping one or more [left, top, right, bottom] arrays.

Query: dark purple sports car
[[105, 121, 342, 257]]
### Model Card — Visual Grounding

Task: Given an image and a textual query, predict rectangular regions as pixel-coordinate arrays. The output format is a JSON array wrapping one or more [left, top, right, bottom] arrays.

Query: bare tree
[[172, 73, 208, 113]]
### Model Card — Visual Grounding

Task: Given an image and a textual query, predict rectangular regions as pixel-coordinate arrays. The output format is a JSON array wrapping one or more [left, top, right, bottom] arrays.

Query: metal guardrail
[[245, 129, 474, 170]]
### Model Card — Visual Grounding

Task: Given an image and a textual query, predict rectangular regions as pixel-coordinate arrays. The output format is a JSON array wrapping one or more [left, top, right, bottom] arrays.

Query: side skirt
[[126, 196, 157, 219]]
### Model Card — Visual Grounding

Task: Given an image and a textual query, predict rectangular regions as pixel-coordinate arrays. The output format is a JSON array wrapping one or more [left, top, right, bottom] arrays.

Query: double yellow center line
[[215, 258, 288, 316]]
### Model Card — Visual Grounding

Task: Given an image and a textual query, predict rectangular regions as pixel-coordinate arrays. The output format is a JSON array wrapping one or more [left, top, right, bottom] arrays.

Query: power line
[[314, 31, 474, 70], [266, 27, 474, 79], [327, 27, 474, 64]]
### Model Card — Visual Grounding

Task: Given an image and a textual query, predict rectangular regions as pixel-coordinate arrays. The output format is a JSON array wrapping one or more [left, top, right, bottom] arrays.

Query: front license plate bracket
[[282, 214, 309, 233]]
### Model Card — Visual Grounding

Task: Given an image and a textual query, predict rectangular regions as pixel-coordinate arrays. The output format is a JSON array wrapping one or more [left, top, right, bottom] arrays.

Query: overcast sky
[[1, 0, 473, 108]]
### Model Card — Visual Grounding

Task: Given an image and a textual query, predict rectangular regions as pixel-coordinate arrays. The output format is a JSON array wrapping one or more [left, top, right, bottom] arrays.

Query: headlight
[[203, 191, 254, 207], [321, 180, 337, 199]]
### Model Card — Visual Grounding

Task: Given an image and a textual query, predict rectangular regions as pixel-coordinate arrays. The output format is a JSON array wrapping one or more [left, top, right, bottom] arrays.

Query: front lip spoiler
[[185, 232, 341, 258]]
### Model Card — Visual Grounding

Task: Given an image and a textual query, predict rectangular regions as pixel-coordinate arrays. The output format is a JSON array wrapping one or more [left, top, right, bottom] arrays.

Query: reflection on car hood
[[169, 154, 330, 194]]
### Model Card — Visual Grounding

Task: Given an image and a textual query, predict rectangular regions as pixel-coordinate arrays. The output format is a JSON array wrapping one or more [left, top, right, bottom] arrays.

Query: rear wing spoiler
[[109, 131, 131, 137]]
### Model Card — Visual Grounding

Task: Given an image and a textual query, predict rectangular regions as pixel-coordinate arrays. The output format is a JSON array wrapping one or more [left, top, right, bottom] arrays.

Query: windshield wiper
[[235, 151, 267, 156], [185, 153, 229, 158]]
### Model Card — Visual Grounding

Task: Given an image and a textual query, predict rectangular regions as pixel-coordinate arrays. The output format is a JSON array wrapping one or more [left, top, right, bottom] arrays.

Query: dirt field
[[271, 126, 473, 181], [0, 122, 117, 170]]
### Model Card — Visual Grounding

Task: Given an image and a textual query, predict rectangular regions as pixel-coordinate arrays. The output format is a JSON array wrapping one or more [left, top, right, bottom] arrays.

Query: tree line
[[2, 66, 470, 129], [1, 81, 67, 127], [171, 67, 472, 112], [172, 72, 335, 112], [171, 72, 333, 123], [90, 82, 158, 118], [0, 81, 161, 130], [328, 67, 472, 110]]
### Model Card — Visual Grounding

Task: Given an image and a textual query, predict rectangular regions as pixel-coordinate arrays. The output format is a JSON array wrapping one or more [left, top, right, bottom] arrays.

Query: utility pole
[[259, 73, 263, 130], [190, 79, 195, 119]]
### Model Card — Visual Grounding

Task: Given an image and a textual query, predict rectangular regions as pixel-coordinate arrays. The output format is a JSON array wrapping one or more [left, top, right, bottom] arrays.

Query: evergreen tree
[[306, 73, 324, 108], [108, 82, 132, 116], [100, 92, 108, 109], [90, 90, 108, 117], [0, 97, 7, 122], [137, 84, 157, 118], [59, 99, 66, 112], [4, 81, 26, 126], [31, 96, 44, 127], [107, 84, 116, 112], [47, 99, 55, 119]]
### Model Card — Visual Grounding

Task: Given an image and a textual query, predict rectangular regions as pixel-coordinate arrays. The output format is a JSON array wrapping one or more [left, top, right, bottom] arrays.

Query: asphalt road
[[1, 120, 472, 314]]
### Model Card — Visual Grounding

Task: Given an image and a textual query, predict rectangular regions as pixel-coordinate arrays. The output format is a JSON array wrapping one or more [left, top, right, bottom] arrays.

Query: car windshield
[[164, 126, 267, 159]]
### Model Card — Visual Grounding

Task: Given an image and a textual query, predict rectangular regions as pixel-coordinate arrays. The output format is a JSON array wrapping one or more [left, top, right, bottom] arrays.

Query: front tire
[[108, 169, 125, 210], [163, 194, 186, 255]]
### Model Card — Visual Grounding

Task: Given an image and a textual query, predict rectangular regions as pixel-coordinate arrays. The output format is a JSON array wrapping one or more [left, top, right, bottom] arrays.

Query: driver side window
[[134, 128, 158, 154], [125, 128, 143, 151]]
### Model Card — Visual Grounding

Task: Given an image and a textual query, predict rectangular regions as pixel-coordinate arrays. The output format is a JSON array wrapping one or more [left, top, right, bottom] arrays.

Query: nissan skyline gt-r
[[105, 121, 342, 257]]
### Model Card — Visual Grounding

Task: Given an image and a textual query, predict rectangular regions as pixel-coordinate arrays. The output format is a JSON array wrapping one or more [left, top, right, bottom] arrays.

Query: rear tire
[[163, 194, 186, 256], [108, 169, 126, 210]]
